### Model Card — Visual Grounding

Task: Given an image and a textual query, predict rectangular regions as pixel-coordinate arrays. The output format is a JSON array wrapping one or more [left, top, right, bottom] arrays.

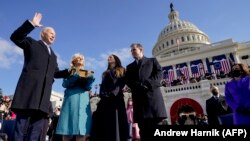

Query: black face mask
[[232, 70, 242, 78]]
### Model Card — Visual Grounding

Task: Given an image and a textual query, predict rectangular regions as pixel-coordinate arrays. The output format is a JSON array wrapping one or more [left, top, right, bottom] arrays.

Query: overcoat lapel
[[38, 40, 51, 55]]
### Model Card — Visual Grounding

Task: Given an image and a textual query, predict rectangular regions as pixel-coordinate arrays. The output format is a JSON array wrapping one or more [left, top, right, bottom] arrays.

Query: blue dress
[[56, 73, 95, 135], [225, 76, 250, 125]]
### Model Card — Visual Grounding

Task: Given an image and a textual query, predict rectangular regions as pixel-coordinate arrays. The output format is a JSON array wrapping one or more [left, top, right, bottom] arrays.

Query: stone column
[[208, 57, 215, 73], [173, 65, 177, 80], [208, 57, 217, 79], [187, 62, 192, 77], [232, 52, 240, 63], [202, 58, 208, 72]]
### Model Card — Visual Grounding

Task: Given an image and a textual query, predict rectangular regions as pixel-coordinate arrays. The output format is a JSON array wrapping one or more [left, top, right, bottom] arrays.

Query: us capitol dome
[[153, 3, 210, 58], [152, 3, 250, 124]]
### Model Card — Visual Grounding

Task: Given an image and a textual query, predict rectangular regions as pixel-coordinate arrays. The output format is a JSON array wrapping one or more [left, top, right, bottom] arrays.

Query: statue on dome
[[170, 3, 174, 12]]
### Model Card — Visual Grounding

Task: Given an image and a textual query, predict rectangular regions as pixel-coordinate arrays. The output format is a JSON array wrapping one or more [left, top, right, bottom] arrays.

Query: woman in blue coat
[[56, 53, 95, 141]]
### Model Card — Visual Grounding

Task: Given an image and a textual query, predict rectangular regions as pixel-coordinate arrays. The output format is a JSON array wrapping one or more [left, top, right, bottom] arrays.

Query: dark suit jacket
[[10, 20, 68, 115], [125, 56, 167, 123], [206, 95, 232, 125]]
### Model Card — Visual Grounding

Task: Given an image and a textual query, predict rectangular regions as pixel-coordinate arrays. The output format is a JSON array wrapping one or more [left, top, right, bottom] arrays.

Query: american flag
[[213, 59, 231, 75], [198, 63, 205, 76], [176, 66, 189, 83], [191, 64, 202, 78], [182, 66, 190, 80], [168, 69, 174, 82], [220, 59, 231, 74]]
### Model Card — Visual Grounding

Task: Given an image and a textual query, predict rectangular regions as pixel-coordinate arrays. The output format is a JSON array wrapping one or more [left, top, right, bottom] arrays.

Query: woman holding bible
[[56, 53, 95, 141]]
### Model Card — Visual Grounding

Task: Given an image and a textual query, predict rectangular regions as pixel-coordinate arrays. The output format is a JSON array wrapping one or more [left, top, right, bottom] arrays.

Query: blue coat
[[56, 74, 95, 135]]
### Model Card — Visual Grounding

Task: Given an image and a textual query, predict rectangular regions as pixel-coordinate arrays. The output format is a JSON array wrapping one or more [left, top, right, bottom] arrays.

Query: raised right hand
[[31, 12, 43, 27]]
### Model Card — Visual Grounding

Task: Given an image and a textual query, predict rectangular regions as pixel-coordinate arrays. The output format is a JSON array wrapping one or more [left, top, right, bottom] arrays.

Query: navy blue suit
[[125, 56, 167, 141], [10, 20, 68, 141], [206, 95, 232, 125]]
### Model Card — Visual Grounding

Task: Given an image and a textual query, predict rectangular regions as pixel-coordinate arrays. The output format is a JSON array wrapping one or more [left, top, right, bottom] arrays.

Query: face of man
[[131, 46, 143, 60], [41, 28, 56, 45]]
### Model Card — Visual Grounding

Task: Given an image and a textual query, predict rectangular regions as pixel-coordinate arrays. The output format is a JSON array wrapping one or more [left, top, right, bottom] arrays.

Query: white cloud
[[105, 47, 132, 64], [85, 57, 106, 70], [85, 47, 132, 70], [0, 37, 69, 70], [107, 47, 133, 66], [0, 38, 132, 74], [55, 53, 68, 69], [52, 90, 63, 96], [0, 38, 23, 69]]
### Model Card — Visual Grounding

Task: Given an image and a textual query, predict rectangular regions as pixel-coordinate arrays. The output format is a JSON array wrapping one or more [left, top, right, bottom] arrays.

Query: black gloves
[[136, 81, 151, 91]]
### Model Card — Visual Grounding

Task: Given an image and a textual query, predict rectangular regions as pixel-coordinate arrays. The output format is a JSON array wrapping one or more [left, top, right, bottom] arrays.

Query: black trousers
[[138, 118, 162, 141], [13, 114, 46, 141]]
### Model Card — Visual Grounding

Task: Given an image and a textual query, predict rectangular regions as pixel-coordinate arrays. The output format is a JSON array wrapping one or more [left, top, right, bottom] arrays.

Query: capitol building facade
[[154, 4, 250, 123], [51, 3, 250, 124]]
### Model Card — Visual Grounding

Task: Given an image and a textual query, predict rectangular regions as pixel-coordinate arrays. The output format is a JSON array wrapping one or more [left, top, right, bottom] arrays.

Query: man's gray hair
[[40, 27, 55, 39]]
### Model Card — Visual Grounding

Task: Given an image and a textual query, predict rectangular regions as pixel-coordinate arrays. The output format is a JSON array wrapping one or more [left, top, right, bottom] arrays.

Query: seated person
[[189, 77, 197, 83], [220, 71, 226, 78], [205, 70, 212, 80], [161, 80, 167, 87]]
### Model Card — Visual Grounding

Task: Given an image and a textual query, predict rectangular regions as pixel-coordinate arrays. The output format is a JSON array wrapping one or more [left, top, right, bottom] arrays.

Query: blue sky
[[1, 0, 250, 96]]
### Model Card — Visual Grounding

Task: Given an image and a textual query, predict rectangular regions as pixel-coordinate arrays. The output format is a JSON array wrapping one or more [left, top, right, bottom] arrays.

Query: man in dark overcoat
[[125, 43, 167, 141], [206, 85, 232, 125], [10, 12, 68, 141]]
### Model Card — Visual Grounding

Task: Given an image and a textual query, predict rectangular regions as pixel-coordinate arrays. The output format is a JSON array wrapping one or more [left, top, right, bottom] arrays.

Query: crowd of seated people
[[161, 70, 235, 87], [0, 96, 16, 121], [0, 95, 16, 141]]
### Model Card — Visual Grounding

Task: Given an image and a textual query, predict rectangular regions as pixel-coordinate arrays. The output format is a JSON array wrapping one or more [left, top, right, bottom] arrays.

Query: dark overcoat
[[91, 69, 129, 141], [206, 95, 232, 125], [125, 57, 167, 123], [10, 20, 67, 115]]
